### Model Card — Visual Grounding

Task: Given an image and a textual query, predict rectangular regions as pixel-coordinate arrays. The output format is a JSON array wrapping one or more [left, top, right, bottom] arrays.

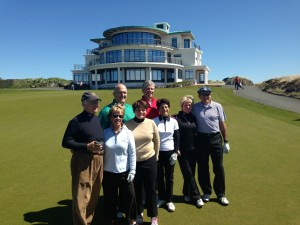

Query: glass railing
[[73, 64, 87, 70], [86, 40, 201, 55], [74, 57, 183, 70]]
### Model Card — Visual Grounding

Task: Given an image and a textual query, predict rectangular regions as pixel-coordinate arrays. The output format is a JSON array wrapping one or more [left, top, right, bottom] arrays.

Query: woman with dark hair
[[102, 104, 137, 225], [126, 100, 160, 225], [153, 98, 179, 212]]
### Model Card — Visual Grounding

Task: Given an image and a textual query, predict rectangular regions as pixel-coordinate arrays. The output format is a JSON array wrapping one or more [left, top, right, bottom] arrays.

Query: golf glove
[[223, 142, 230, 154], [127, 172, 135, 183], [169, 153, 178, 165]]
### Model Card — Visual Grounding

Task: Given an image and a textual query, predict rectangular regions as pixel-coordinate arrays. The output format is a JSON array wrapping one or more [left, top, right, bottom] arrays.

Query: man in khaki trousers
[[62, 92, 104, 225]]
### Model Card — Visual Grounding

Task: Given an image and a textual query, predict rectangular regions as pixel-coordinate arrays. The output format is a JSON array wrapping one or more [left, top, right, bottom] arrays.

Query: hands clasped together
[[87, 141, 104, 155]]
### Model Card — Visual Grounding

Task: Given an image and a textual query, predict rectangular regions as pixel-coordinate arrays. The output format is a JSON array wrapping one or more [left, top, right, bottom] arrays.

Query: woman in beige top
[[126, 100, 160, 225]]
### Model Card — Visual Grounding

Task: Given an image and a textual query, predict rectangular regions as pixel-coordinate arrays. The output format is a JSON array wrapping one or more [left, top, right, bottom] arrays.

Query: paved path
[[224, 85, 300, 114]]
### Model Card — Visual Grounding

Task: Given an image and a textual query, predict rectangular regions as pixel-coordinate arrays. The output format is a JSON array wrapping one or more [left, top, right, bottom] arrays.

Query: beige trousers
[[71, 152, 103, 225]]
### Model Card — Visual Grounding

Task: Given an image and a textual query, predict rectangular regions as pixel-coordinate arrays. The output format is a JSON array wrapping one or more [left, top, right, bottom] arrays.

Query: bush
[[166, 80, 194, 88]]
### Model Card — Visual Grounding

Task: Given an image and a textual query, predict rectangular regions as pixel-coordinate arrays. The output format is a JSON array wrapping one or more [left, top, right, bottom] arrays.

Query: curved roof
[[103, 25, 169, 38]]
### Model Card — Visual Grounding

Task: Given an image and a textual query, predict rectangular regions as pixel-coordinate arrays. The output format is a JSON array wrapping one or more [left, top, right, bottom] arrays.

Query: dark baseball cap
[[81, 92, 101, 102], [197, 86, 212, 94]]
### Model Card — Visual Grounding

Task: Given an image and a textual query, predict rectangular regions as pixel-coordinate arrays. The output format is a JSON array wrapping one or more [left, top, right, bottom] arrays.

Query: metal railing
[[73, 56, 183, 70]]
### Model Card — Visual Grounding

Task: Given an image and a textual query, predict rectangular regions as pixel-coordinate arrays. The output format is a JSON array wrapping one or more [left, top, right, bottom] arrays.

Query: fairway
[[0, 87, 300, 225]]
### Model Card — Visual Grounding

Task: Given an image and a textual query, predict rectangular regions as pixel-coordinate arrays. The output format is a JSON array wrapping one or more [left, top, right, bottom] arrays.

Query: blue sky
[[0, 0, 299, 83]]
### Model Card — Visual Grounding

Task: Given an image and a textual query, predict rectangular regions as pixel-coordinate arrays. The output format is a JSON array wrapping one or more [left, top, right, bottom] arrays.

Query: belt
[[197, 132, 220, 137]]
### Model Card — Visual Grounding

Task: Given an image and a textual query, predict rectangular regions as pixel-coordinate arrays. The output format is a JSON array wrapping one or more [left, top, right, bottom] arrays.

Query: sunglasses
[[200, 93, 211, 97], [112, 114, 124, 118]]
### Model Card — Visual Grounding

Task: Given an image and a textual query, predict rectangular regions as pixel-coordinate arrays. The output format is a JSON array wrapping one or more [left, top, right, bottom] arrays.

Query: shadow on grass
[[23, 197, 106, 225]]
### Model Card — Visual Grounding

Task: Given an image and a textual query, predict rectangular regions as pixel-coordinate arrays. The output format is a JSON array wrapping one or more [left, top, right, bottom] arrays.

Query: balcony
[[73, 64, 87, 70], [86, 41, 201, 56], [73, 56, 183, 70]]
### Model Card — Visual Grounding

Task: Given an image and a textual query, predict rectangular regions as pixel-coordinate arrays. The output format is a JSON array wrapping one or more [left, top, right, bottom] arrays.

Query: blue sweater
[[103, 124, 136, 174]]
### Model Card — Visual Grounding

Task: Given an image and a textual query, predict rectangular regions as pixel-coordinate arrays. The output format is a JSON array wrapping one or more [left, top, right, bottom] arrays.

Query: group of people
[[62, 80, 231, 225]]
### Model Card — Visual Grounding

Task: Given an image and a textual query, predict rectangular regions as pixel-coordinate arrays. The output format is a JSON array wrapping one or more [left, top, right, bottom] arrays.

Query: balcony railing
[[73, 64, 87, 70], [73, 56, 183, 70], [85, 39, 201, 55]]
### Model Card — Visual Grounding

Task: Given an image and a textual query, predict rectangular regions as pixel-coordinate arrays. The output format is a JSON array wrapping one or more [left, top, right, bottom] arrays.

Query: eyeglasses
[[112, 114, 124, 118]]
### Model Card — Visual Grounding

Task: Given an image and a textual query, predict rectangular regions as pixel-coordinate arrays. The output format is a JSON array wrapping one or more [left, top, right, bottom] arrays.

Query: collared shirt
[[192, 101, 226, 133], [153, 116, 179, 151], [141, 96, 159, 119], [103, 124, 136, 174], [98, 100, 135, 129]]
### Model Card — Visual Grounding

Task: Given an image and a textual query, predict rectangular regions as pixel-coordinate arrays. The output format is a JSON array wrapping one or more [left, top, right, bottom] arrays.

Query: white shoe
[[157, 199, 166, 208], [219, 197, 229, 205], [166, 202, 175, 212], [130, 220, 136, 225], [136, 213, 143, 224], [196, 198, 204, 208], [202, 194, 210, 202], [184, 196, 191, 202], [151, 217, 158, 225]]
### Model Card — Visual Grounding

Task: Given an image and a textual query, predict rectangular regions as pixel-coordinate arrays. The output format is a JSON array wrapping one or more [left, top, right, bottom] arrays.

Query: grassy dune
[[260, 75, 300, 99], [0, 87, 299, 225]]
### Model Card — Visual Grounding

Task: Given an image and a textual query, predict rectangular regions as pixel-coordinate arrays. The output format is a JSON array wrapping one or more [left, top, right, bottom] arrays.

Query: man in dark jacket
[[62, 92, 104, 225]]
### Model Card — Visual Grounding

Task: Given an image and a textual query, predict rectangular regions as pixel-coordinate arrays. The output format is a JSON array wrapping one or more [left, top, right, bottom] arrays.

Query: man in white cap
[[62, 92, 104, 225], [192, 87, 230, 206]]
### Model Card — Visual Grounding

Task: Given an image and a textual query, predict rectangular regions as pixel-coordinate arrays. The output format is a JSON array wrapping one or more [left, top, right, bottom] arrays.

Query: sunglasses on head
[[112, 114, 124, 118]]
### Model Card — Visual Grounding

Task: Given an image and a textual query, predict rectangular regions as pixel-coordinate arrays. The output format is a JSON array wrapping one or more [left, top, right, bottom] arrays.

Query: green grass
[[0, 87, 300, 225]]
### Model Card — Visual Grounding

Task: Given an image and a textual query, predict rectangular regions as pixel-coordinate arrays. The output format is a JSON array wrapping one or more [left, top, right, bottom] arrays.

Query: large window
[[99, 52, 105, 64], [124, 49, 145, 62], [74, 73, 89, 83], [125, 68, 146, 82], [171, 38, 177, 48], [152, 69, 164, 82], [167, 69, 174, 82], [184, 39, 190, 48], [199, 72, 205, 83], [178, 69, 183, 79], [91, 73, 101, 85], [148, 50, 164, 62], [185, 69, 194, 80], [106, 69, 118, 83], [106, 50, 122, 63], [112, 32, 161, 46]]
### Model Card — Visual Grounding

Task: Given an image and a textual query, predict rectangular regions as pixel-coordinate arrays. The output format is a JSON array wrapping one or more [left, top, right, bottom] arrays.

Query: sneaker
[[166, 202, 175, 212], [117, 211, 124, 218], [157, 199, 166, 208], [130, 220, 136, 225], [136, 213, 143, 224], [196, 198, 204, 208], [151, 217, 158, 225], [219, 196, 229, 205], [202, 194, 210, 202], [184, 196, 191, 202]]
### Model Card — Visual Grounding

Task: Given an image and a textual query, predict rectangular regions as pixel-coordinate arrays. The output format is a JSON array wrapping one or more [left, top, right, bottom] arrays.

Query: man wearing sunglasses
[[192, 87, 230, 206]]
